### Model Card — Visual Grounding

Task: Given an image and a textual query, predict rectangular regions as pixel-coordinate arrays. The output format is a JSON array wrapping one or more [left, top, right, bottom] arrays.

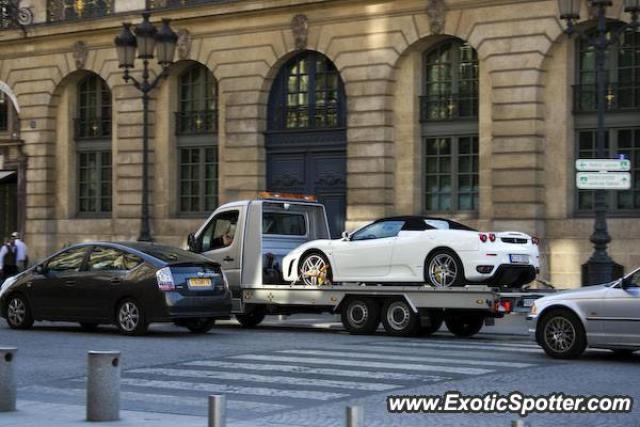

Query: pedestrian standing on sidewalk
[[11, 232, 28, 271], [0, 237, 19, 283]]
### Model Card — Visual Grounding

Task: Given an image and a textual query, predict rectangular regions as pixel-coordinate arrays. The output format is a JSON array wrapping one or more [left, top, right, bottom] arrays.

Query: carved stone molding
[[177, 29, 192, 60], [426, 0, 447, 35], [72, 41, 88, 70], [291, 14, 309, 50]]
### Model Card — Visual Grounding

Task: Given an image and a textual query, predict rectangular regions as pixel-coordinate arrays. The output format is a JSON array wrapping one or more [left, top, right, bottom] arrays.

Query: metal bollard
[[86, 351, 121, 422], [0, 347, 17, 412], [346, 405, 364, 427], [208, 394, 226, 427]]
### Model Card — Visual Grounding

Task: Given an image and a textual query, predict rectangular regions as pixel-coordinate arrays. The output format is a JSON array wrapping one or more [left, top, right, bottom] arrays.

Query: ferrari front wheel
[[425, 250, 464, 288], [298, 252, 332, 286]]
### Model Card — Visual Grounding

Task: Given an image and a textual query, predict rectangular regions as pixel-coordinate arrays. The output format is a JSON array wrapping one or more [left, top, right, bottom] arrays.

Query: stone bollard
[[86, 351, 121, 422], [346, 405, 364, 427], [0, 347, 17, 412], [208, 395, 226, 427]]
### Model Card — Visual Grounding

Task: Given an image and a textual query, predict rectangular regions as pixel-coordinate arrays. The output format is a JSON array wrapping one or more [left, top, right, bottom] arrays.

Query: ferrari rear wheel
[[426, 250, 464, 288], [298, 252, 332, 286]]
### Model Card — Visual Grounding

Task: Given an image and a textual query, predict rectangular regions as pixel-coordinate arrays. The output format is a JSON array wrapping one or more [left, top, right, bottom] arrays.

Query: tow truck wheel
[[537, 309, 586, 359], [444, 313, 484, 338], [341, 297, 380, 334], [381, 299, 420, 337], [417, 310, 444, 336], [235, 311, 266, 328]]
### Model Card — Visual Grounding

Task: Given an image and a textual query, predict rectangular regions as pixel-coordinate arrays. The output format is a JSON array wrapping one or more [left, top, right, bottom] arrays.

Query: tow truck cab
[[187, 194, 331, 298]]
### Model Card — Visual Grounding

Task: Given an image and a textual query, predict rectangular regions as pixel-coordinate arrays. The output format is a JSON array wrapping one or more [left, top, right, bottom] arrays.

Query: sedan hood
[[537, 283, 611, 303]]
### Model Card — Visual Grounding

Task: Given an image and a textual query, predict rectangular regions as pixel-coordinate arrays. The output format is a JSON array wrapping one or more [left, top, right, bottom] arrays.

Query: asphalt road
[[0, 315, 638, 427]]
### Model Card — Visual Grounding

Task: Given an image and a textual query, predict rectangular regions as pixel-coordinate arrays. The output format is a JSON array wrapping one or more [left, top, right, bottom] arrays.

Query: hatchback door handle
[[223, 256, 234, 262], [65, 280, 76, 286]]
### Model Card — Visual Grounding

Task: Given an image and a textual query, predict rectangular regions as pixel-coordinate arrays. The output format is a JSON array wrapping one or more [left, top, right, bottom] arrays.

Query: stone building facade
[[0, 0, 638, 286]]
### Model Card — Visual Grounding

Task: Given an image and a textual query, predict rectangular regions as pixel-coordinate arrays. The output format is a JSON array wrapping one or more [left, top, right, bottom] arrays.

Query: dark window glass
[[77, 74, 111, 139], [0, 97, 8, 131], [88, 247, 142, 271], [78, 151, 111, 214], [422, 40, 478, 121], [351, 221, 405, 241], [425, 136, 478, 212], [262, 212, 306, 236], [178, 147, 218, 213], [201, 210, 239, 252], [177, 64, 217, 134], [47, 247, 88, 272]]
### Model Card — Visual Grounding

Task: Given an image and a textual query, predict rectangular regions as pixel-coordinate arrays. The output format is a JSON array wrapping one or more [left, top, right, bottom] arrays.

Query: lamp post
[[114, 12, 177, 242], [557, 0, 640, 285]]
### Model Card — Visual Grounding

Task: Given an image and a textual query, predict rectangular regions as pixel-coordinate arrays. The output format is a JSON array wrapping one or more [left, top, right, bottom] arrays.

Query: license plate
[[188, 278, 212, 288], [510, 254, 530, 264], [522, 298, 536, 307]]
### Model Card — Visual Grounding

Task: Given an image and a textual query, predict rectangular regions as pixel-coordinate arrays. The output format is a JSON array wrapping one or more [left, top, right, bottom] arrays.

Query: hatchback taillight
[[156, 267, 175, 292]]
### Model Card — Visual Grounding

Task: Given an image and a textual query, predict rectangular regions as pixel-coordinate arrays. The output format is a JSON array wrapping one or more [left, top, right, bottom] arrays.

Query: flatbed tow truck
[[187, 194, 547, 338]]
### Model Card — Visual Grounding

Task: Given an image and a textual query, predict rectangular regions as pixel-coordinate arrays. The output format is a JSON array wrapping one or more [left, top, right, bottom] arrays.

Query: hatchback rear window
[[133, 244, 209, 263], [262, 212, 306, 236]]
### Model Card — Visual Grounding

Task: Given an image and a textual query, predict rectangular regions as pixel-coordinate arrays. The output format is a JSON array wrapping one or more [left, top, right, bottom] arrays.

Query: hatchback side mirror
[[35, 265, 45, 275]]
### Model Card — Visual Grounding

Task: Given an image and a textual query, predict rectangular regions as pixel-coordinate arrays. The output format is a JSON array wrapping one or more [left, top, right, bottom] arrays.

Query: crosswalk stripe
[[128, 367, 398, 391], [20, 385, 290, 413], [368, 341, 542, 353], [182, 360, 446, 382], [231, 354, 493, 375], [120, 378, 349, 401], [285, 347, 534, 368], [379, 339, 540, 349]]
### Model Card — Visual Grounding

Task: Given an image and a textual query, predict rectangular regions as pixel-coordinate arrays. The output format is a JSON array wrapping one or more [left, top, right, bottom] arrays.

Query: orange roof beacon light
[[258, 192, 318, 202]]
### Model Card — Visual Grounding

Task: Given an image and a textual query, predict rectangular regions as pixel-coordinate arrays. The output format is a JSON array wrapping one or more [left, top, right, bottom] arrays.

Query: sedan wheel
[[299, 253, 332, 286], [116, 299, 148, 336], [538, 309, 586, 359], [6, 294, 34, 330], [426, 251, 462, 288]]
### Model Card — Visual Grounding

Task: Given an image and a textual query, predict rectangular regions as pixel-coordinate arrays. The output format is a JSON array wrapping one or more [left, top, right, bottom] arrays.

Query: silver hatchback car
[[528, 268, 640, 359]]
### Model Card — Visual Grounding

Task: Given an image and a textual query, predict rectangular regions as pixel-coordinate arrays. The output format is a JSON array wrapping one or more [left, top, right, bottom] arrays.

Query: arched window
[[269, 52, 346, 130], [176, 64, 218, 214], [574, 26, 640, 213], [75, 74, 112, 215], [421, 39, 479, 212]]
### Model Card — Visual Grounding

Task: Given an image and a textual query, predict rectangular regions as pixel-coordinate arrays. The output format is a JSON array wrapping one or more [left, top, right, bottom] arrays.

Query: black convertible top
[[371, 216, 477, 231]]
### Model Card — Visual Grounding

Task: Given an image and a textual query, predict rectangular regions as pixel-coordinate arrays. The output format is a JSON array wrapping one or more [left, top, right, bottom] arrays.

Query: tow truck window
[[262, 212, 306, 236], [201, 210, 239, 251]]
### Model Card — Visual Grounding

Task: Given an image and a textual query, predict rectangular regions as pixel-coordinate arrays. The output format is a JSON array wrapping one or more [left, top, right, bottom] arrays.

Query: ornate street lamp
[[114, 12, 177, 242], [557, 0, 640, 285]]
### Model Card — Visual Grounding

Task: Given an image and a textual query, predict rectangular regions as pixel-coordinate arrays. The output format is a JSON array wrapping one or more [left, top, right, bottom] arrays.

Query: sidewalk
[[2, 401, 206, 427]]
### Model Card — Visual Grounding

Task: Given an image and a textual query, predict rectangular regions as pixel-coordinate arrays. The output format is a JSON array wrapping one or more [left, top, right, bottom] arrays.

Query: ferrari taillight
[[532, 236, 540, 245], [479, 233, 488, 243], [489, 233, 496, 242]]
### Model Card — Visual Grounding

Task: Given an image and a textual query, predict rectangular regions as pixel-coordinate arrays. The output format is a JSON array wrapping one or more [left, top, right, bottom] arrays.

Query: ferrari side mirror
[[341, 231, 350, 241]]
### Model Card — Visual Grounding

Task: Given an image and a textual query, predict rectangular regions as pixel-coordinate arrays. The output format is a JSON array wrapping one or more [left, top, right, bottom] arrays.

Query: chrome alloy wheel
[[7, 297, 26, 326], [118, 302, 140, 332], [544, 316, 576, 354], [346, 301, 369, 327], [385, 301, 411, 331], [300, 254, 330, 286], [428, 253, 458, 287]]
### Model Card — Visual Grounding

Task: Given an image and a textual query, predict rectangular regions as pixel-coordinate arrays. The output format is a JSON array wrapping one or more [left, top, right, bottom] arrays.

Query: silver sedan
[[528, 268, 640, 359]]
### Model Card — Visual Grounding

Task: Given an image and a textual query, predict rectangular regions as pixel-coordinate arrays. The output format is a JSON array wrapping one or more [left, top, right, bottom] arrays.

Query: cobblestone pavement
[[0, 315, 638, 426]]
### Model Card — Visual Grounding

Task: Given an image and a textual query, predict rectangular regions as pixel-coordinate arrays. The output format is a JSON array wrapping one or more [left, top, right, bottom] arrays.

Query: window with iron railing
[[75, 75, 111, 139], [176, 64, 217, 135], [47, 0, 113, 22], [420, 40, 478, 122]]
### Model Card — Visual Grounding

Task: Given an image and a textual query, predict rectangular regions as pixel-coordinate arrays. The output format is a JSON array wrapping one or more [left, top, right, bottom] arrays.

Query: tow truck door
[[195, 206, 244, 296]]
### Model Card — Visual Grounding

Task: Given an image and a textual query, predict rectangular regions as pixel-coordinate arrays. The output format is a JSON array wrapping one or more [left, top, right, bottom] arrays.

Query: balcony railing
[[420, 93, 478, 122], [269, 105, 345, 130], [74, 117, 111, 139], [175, 110, 218, 135], [573, 83, 640, 113], [47, 0, 114, 22], [149, 0, 218, 8]]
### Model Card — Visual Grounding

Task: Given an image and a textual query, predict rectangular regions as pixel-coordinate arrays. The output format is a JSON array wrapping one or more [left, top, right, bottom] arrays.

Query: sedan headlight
[[529, 302, 538, 316]]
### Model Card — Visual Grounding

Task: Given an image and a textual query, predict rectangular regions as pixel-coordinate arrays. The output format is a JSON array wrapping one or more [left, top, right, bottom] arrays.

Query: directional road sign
[[576, 159, 631, 172], [576, 172, 632, 190]]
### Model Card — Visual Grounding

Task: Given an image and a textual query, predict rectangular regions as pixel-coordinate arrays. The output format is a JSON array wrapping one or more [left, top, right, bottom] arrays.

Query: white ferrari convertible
[[282, 216, 540, 288]]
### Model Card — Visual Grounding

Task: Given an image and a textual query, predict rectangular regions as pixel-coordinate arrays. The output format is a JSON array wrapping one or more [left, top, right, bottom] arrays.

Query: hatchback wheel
[[6, 294, 34, 330], [116, 299, 148, 336], [184, 318, 216, 334], [538, 309, 586, 359]]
